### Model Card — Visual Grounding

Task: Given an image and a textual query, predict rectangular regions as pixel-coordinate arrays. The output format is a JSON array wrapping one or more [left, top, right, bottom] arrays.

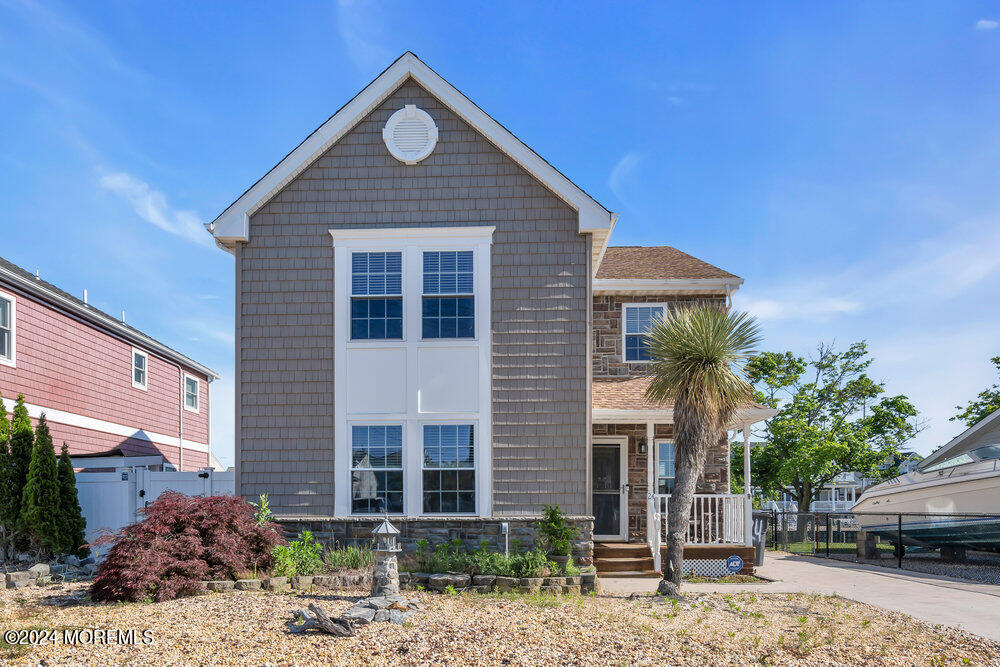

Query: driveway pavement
[[601, 551, 1000, 641]]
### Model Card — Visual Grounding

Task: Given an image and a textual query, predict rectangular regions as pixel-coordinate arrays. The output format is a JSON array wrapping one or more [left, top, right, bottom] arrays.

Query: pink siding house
[[0, 257, 218, 471]]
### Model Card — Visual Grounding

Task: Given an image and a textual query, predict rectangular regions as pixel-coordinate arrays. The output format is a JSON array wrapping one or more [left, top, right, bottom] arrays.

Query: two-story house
[[208, 52, 772, 574], [0, 257, 218, 471]]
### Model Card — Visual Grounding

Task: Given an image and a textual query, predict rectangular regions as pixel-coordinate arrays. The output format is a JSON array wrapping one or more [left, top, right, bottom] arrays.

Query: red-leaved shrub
[[90, 493, 283, 602]]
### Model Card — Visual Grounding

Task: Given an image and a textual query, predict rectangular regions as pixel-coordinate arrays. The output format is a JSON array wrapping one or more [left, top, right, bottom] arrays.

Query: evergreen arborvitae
[[21, 414, 61, 554], [6, 395, 33, 538], [0, 390, 11, 544], [57, 443, 88, 556]]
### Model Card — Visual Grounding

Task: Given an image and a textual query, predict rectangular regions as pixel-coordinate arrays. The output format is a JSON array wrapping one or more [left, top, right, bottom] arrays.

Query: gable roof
[[208, 52, 616, 268], [596, 246, 739, 280], [0, 256, 219, 380]]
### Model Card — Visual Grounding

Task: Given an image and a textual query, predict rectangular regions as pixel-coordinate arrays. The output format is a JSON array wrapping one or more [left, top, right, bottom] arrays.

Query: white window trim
[[420, 420, 479, 516], [0, 289, 15, 368], [621, 302, 670, 364], [421, 249, 477, 341], [183, 374, 200, 413], [131, 347, 149, 390], [331, 226, 495, 518], [349, 421, 406, 515], [349, 249, 406, 342]]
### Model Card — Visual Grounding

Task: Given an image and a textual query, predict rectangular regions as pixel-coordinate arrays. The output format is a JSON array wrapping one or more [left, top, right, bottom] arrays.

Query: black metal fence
[[764, 510, 1000, 579]]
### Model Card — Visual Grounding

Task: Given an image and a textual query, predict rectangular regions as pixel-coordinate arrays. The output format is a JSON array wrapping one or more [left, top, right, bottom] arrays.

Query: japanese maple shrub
[[91, 492, 283, 602]]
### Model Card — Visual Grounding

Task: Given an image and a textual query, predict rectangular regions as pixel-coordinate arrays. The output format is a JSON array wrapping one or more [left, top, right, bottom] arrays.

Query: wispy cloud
[[736, 218, 1000, 322], [334, 0, 392, 72], [99, 171, 211, 248], [976, 19, 998, 30], [608, 151, 643, 203]]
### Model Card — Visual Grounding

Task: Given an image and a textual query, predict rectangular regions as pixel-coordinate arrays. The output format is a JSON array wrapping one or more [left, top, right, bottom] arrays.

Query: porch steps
[[593, 543, 657, 576]]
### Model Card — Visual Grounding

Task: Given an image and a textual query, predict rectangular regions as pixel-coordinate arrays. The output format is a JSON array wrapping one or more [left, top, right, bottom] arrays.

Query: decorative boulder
[[427, 573, 470, 591]]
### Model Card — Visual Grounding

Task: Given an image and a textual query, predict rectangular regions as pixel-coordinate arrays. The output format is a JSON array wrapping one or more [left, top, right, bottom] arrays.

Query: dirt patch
[[1, 582, 996, 665]]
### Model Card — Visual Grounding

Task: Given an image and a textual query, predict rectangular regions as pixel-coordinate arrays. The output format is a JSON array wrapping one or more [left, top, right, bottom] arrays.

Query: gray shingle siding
[[238, 79, 589, 516]]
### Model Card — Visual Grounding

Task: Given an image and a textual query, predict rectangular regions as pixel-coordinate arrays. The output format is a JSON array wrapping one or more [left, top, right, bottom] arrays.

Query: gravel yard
[[827, 550, 1000, 585], [2, 582, 998, 665]]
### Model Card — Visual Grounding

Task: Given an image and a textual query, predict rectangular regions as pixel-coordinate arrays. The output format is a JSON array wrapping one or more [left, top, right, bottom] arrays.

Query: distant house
[[207, 52, 774, 573], [0, 257, 219, 470]]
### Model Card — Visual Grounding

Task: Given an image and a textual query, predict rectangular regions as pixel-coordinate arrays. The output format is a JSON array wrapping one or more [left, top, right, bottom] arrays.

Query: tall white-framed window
[[656, 440, 676, 494], [0, 290, 14, 368], [351, 251, 403, 340], [131, 348, 148, 390], [183, 374, 200, 413], [622, 303, 667, 362], [351, 424, 404, 514], [422, 423, 476, 514], [422, 250, 475, 339]]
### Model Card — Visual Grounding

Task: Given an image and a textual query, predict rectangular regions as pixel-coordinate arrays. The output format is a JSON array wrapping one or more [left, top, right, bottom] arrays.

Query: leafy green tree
[[57, 443, 88, 556], [645, 306, 761, 596], [741, 342, 921, 532], [4, 395, 34, 544], [21, 414, 62, 554], [952, 356, 1000, 428]]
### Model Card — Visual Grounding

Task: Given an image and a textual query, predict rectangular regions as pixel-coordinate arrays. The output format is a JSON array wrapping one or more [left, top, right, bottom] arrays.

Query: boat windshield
[[922, 444, 1000, 472]]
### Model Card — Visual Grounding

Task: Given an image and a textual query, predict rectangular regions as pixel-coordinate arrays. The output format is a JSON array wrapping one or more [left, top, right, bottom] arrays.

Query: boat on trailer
[[853, 408, 1000, 553]]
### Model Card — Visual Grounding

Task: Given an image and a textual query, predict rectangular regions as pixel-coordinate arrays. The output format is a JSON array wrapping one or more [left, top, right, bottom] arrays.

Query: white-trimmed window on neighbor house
[[184, 375, 199, 412], [422, 424, 476, 513], [351, 425, 404, 514], [0, 291, 14, 367], [623, 304, 665, 362], [132, 348, 148, 390], [351, 251, 403, 340], [422, 250, 474, 339], [657, 441, 676, 494]]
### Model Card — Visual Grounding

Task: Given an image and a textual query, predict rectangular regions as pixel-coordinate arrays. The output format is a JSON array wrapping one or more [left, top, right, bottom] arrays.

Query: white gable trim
[[208, 52, 615, 246]]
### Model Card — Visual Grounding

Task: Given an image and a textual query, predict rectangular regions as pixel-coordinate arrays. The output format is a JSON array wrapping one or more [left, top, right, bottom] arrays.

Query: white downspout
[[165, 359, 185, 471]]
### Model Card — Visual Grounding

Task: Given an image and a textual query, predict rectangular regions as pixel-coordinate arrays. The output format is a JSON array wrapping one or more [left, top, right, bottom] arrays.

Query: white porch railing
[[648, 493, 751, 572]]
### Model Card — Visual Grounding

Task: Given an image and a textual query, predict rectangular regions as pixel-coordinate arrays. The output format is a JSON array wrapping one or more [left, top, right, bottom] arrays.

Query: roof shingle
[[595, 246, 739, 281]]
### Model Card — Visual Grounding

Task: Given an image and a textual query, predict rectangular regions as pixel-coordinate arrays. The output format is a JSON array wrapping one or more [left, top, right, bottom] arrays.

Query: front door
[[592, 441, 627, 540]]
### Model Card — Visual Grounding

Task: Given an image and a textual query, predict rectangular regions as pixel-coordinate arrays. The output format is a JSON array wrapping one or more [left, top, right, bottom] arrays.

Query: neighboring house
[[207, 52, 773, 572], [0, 257, 218, 471]]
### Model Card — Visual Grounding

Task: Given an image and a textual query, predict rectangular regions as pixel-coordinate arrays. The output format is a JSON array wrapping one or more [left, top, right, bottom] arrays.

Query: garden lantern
[[370, 516, 401, 597], [372, 516, 401, 553]]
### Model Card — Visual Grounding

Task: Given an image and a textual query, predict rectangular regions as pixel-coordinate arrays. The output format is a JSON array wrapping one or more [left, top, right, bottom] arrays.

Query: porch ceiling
[[592, 377, 776, 426]]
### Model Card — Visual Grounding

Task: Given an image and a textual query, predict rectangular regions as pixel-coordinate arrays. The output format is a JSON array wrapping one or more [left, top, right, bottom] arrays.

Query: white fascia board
[[210, 52, 614, 245], [919, 408, 1000, 470], [593, 277, 744, 294], [329, 225, 496, 244]]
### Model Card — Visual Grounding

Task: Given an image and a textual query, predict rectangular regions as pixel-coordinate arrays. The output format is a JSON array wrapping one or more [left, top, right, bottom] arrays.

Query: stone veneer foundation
[[276, 516, 595, 566]]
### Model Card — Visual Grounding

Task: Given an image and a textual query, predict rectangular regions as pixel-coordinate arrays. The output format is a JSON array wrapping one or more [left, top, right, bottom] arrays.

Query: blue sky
[[2, 1, 999, 467]]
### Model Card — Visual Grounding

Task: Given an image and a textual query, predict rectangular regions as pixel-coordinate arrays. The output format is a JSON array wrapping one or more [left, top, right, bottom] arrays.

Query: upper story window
[[352, 424, 404, 514], [0, 291, 14, 368], [351, 251, 402, 340], [623, 304, 665, 362], [422, 424, 476, 514], [131, 348, 148, 390], [657, 441, 675, 494], [184, 375, 200, 413], [422, 251, 474, 339]]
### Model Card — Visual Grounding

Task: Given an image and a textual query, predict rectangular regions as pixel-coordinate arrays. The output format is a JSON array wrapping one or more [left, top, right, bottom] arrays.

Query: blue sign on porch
[[725, 555, 743, 573]]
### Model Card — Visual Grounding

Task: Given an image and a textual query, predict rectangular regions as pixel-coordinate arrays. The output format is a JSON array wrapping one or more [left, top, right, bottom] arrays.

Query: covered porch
[[591, 377, 775, 575]]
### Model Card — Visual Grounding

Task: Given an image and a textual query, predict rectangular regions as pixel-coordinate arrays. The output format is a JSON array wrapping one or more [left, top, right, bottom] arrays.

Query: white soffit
[[592, 277, 744, 295], [209, 52, 615, 246]]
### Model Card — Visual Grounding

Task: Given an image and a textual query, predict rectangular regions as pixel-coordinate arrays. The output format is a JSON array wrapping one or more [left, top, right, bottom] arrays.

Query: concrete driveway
[[601, 551, 1000, 641]]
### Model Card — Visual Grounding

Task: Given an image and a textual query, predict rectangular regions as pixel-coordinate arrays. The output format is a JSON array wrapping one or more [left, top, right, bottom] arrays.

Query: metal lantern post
[[371, 516, 401, 597]]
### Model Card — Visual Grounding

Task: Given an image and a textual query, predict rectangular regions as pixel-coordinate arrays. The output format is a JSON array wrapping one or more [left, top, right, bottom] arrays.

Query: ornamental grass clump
[[91, 492, 283, 602]]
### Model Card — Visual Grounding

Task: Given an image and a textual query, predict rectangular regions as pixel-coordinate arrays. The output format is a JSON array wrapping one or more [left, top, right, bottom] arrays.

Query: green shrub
[[535, 504, 579, 556], [322, 542, 374, 570], [56, 443, 87, 556], [250, 494, 274, 525], [562, 555, 581, 576], [272, 531, 323, 576], [21, 414, 61, 554], [413, 538, 549, 578]]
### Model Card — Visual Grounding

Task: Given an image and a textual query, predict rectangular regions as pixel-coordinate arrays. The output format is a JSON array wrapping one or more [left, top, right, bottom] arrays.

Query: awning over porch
[[592, 377, 776, 426]]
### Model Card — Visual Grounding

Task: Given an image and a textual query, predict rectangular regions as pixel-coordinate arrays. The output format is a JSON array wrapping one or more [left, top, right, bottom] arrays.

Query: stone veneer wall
[[592, 294, 727, 379], [277, 517, 595, 566], [592, 423, 730, 542]]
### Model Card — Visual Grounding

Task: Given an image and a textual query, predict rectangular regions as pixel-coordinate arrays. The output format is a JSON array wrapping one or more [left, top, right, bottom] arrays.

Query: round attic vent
[[383, 104, 439, 165]]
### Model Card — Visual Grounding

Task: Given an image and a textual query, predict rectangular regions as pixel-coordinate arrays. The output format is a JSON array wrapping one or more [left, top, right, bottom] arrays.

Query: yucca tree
[[645, 306, 761, 596]]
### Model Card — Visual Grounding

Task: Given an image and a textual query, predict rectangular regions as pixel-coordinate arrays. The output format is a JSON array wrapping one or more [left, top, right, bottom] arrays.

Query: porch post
[[743, 423, 753, 546], [646, 421, 659, 572]]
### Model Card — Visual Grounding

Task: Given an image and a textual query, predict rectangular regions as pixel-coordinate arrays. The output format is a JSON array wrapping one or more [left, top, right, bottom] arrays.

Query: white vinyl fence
[[76, 468, 234, 553]]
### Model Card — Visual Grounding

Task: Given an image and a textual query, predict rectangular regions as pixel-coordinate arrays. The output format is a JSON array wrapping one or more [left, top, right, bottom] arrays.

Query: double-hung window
[[351, 251, 403, 340], [184, 375, 199, 412], [657, 441, 676, 494], [132, 348, 148, 390], [352, 425, 404, 514], [422, 424, 476, 513], [623, 304, 664, 362], [422, 251, 474, 339], [0, 292, 13, 367]]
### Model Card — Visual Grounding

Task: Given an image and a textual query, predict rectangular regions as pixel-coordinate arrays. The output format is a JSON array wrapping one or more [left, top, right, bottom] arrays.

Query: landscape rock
[[494, 576, 518, 592], [6, 571, 34, 584], [470, 585, 490, 594], [411, 572, 431, 584], [562, 584, 581, 595], [28, 563, 50, 577], [540, 585, 562, 594], [235, 579, 262, 591], [291, 576, 313, 589], [372, 610, 390, 623], [206, 580, 235, 592], [472, 574, 496, 587], [389, 609, 406, 624], [312, 575, 333, 587], [7, 579, 31, 590], [427, 573, 470, 590], [36, 574, 63, 585], [63, 555, 81, 567], [263, 577, 290, 592], [341, 605, 376, 625], [564, 576, 581, 585], [366, 596, 391, 609], [518, 577, 542, 593], [543, 577, 566, 587]]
